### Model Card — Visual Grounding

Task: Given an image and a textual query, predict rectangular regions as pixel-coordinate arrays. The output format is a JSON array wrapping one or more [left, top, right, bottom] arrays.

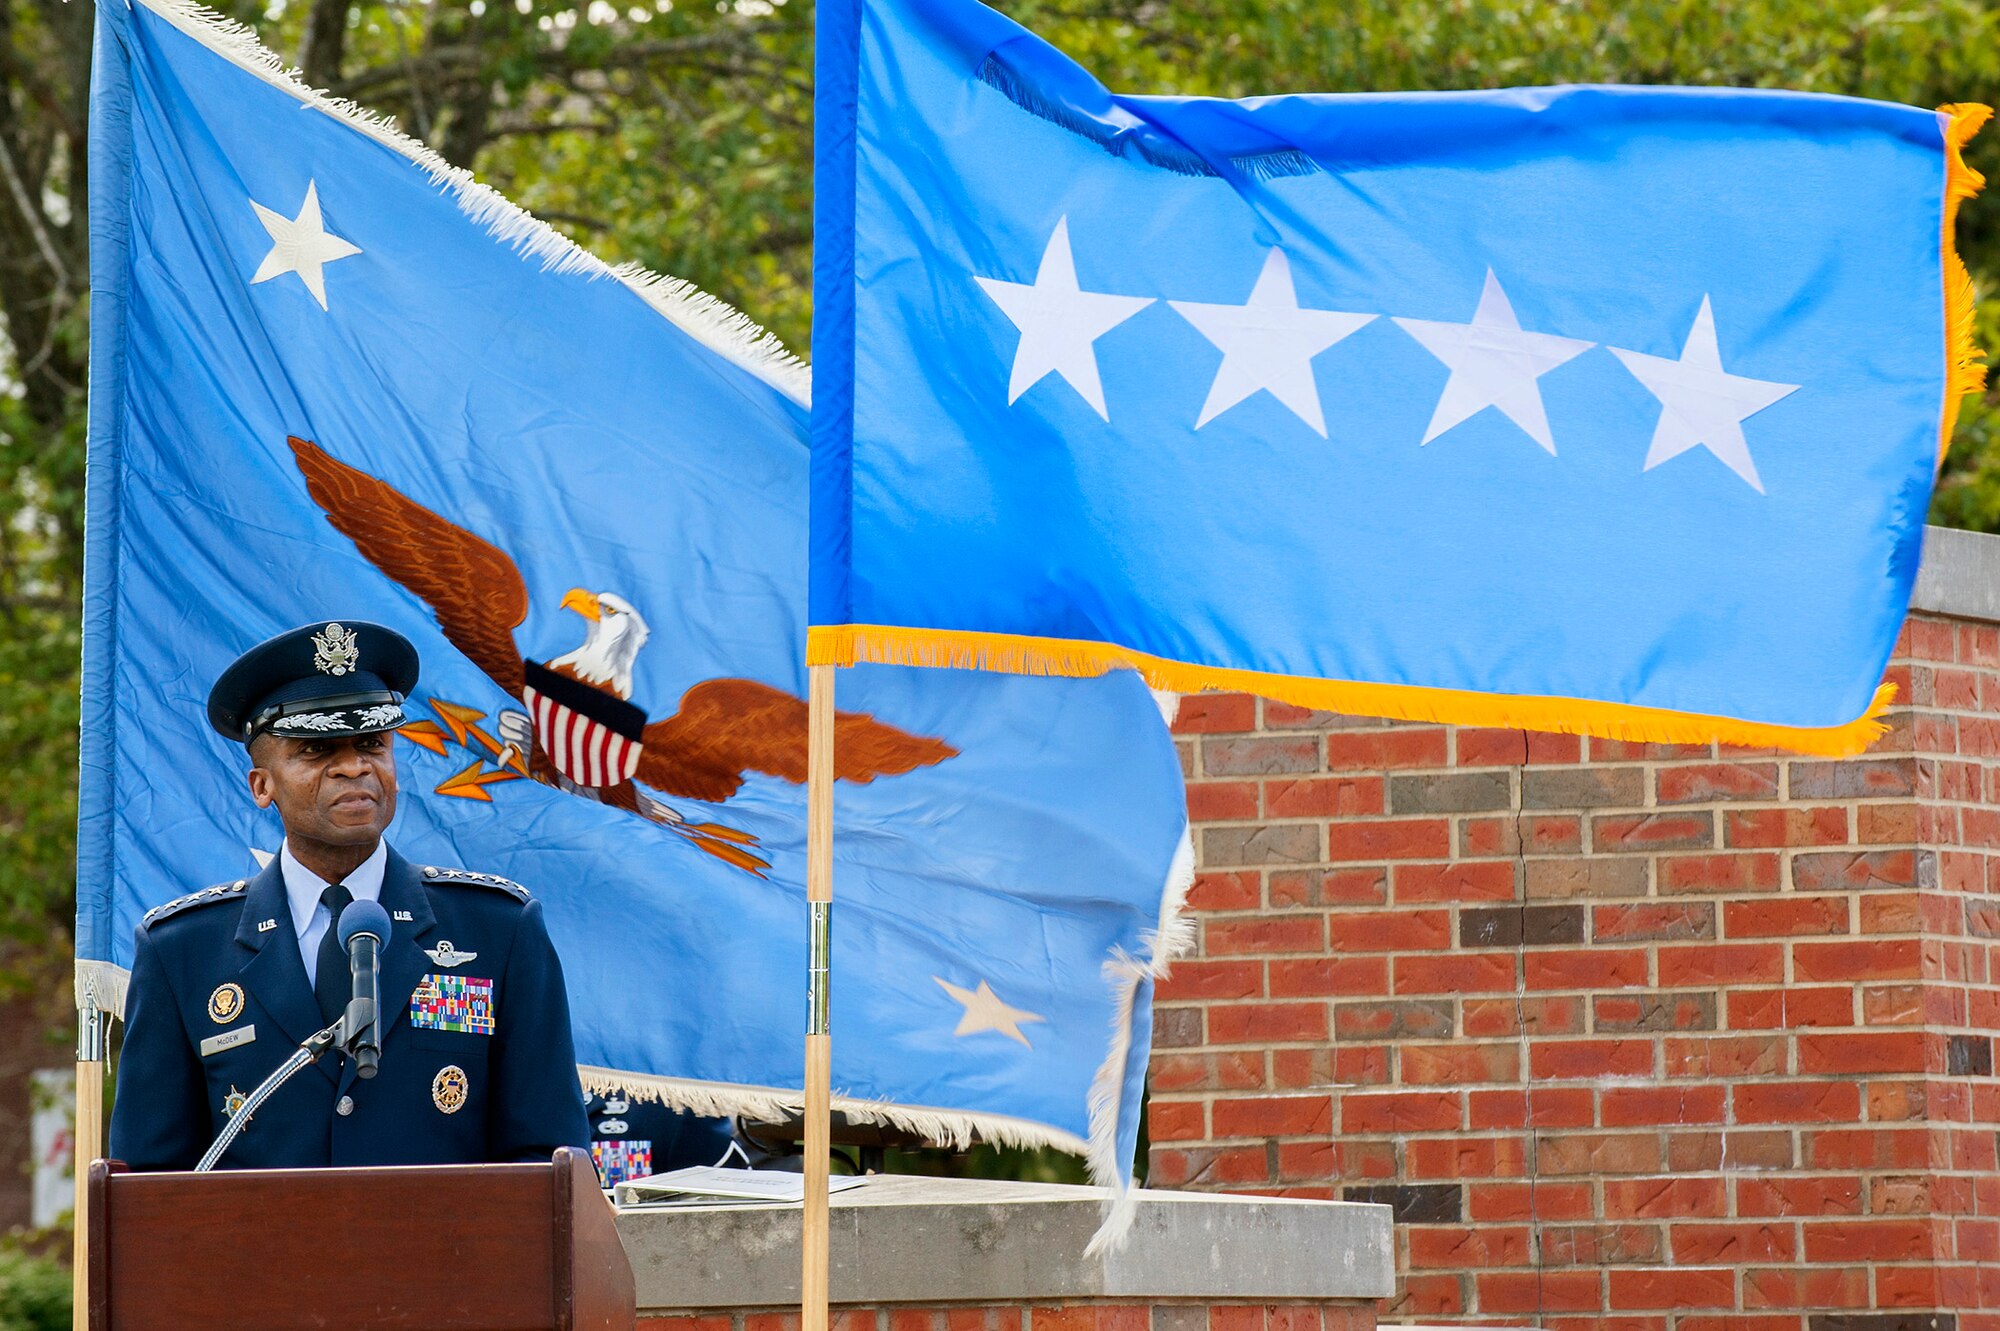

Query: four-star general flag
[[809, 0, 1989, 755], [80, 0, 1190, 1197]]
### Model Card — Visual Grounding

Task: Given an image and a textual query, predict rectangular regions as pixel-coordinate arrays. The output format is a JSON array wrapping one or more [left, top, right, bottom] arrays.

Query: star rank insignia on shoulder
[[142, 880, 248, 928], [421, 866, 529, 901]]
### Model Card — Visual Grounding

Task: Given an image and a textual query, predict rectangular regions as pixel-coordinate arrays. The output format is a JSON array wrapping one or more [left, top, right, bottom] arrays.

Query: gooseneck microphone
[[195, 900, 396, 1171], [337, 900, 393, 1080]]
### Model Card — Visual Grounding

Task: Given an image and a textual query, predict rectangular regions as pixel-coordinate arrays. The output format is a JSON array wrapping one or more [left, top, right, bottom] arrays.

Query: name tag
[[200, 1025, 256, 1057]]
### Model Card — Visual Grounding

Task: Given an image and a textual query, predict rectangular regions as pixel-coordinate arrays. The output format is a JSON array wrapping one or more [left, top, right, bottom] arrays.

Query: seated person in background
[[584, 1092, 737, 1186]]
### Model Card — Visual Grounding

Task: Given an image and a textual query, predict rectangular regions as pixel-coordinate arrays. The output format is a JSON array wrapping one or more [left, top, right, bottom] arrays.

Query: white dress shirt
[[281, 839, 387, 986]]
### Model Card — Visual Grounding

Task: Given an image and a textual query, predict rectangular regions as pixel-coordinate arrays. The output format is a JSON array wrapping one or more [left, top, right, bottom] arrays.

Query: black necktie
[[313, 882, 355, 1027]]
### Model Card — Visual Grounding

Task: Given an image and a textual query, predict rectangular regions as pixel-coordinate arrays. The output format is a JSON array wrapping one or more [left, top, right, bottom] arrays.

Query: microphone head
[[338, 900, 393, 949]]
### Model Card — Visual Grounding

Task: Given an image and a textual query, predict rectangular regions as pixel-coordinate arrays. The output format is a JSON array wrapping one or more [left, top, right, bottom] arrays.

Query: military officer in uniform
[[109, 620, 591, 1170], [583, 1091, 735, 1187]]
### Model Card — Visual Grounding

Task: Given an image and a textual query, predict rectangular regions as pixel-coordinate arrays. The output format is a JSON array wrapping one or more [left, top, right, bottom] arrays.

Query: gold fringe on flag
[[1940, 103, 1992, 463], [810, 625, 1896, 757]]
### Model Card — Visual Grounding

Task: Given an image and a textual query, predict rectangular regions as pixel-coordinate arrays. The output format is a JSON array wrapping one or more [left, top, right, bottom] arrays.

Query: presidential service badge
[[208, 983, 245, 1024], [432, 1065, 469, 1114], [312, 621, 360, 676], [222, 1086, 248, 1122]]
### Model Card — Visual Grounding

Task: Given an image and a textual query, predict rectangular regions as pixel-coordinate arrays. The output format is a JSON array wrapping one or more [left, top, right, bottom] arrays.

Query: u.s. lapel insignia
[[425, 940, 478, 968], [208, 983, 245, 1024], [222, 1085, 249, 1122], [432, 1065, 469, 1115], [393, 910, 414, 922], [256, 918, 277, 933]]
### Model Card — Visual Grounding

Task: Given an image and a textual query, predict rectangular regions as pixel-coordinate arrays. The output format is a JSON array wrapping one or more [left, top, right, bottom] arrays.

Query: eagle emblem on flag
[[288, 435, 959, 873]]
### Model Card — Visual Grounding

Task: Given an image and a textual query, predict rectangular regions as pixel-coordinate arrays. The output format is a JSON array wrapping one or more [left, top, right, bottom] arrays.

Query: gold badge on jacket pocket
[[433, 1065, 469, 1114]]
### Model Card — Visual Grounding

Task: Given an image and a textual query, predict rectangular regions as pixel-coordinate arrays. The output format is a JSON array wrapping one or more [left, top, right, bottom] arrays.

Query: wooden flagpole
[[73, 1004, 106, 1331], [802, 663, 836, 1331]]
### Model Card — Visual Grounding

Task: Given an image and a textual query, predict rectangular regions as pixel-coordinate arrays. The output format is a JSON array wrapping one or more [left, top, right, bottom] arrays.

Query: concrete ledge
[[1915, 524, 2000, 625], [615, 1175, 1394, 1312]]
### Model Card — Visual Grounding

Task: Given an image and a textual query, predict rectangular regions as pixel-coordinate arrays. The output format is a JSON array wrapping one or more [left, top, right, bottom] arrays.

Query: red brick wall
[[1149, 611, 2000, 1331]]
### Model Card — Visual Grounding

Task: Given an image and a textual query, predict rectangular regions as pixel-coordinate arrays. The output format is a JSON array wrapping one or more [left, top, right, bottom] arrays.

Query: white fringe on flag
[[1081, 827, 1196, 1253], [576, 1067, 1089, 1157], [128, 0, 810, 406], [75, 959, 131, 1017]]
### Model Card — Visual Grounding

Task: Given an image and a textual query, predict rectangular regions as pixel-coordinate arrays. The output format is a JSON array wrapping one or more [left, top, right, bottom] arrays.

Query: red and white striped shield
[[521, 660, 648, 789]]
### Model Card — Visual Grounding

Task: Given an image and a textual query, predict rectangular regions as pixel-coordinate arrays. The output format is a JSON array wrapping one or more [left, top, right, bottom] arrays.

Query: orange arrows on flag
[[433, 759, 523, 802], [427, 699, 530, 776], [396, 719, 449, 755], [429, 700, 487, 746]]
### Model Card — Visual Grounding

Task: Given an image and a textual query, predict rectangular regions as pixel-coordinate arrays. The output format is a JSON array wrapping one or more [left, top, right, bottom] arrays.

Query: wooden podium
[[85, 1147, 635, 1331]]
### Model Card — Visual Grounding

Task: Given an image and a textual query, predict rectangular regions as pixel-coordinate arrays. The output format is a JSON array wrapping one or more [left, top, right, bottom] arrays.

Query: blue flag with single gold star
[[809, 0, 1989, 756], [79, 0, 1189, 1214]]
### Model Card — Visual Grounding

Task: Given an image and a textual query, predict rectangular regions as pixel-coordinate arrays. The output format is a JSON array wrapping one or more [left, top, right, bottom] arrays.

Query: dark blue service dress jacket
[[109, 847, 591, 1171], [584, 1090, 735, 1186]]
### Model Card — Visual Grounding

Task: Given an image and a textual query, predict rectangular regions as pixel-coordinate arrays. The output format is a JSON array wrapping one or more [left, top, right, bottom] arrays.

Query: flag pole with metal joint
[[73, 1003, 106, 1331], [803, 663, 836, 1331]]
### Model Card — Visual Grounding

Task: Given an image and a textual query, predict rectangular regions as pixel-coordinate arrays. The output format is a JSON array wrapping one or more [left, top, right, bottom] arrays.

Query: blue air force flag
[[80, 0, 1189, 1198], [808, 0, 1989, 755]]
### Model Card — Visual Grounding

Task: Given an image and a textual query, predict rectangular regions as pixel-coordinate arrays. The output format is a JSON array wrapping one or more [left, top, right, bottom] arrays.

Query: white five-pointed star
[[1168, 248, 1375, 437], [1393, 271, 1595, 454], [975, 217, 1153, 420], [249, 180, 361, 310], [933, 976, 1046, 1048], [1610, 296, 1799, 494]]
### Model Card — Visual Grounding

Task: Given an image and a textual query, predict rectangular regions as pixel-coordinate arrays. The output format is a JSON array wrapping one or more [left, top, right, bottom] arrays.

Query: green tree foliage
[[0, 1249, 68, 1331], [0, 0, 1996, 1054]]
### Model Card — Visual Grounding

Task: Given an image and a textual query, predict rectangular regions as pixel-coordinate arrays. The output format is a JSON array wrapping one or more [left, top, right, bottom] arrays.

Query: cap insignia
[[312, 622, 361, 676]]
